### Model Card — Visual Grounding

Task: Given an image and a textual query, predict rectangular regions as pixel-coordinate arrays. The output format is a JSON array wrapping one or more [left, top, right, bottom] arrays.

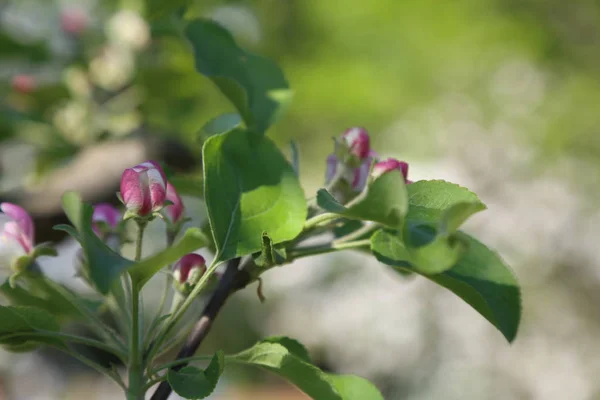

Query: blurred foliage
[[2, 0, 600, 190]]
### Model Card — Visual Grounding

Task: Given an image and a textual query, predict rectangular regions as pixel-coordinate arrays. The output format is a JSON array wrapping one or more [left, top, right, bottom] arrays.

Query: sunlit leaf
[[203, 128, 306, 262], [371, 229, 521, 342]]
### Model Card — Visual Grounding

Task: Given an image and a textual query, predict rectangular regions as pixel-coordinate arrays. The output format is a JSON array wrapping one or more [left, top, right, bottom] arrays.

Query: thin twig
[[150, 257, 249, 400]]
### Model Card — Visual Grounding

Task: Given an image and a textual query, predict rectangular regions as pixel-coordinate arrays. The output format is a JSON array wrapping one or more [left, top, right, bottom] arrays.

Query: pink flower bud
[[325, 150, 379, 192], [173, 254, 206, 285], [0, 203, 34, 259], [60, 7, 89, 35], [325, 154, 339, 184], [92, 203, 121, 236], [372, 158, 409, 182], [12, 75, 36, 94], [351, 158, 372, 191], [120, 161, 167, 217], [341, 127, 370, 159], [163, 182, 184, 224]]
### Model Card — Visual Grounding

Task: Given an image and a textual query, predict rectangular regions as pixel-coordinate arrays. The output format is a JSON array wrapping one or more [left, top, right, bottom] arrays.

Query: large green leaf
[[327, 375, 384, 400], [185, 19, 292, 135], [317, 170, 408, 228], [371, 229, 521, 342], [399, 180, 487, 273], [262, 336, 313, 364], [0, 306, 62, 352], [61, 192, 133, 295], [203, 128, 307, 262], [406, 180, 483, 223], [167, 351, 224, 399], [228, 339, 384, 400], [128, 228, 209, 288], [199, 113, 242, 141]]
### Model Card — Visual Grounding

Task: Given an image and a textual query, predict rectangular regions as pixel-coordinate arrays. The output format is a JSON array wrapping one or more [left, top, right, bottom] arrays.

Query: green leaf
[[31, 244, 58, 258], [0, 278, 99, 321], [229, 340, 385, 400], [317, 171, 408, 228], [200, 113, 242, 141], [407, 180, 484, 224], [128, 228, 209, 288], [61, 192, 133, 294], [203, 128, 307, 262], [399, 181, 487, 274], [185, 19, 292, 134], [0, 305, 62, 352], [402, 225, 466, 274], [327, 375, 384, 400], [53, 224, 81, 241], [229, 341, 340, 399], [168, 351, 224, 399], [371, 229, 521, 342], [262, 336, 312, 364], [442, 202, 486, 232]]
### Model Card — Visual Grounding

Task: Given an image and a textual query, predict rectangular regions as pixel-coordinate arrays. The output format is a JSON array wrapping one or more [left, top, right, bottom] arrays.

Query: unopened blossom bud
[[341, 127, 370, 160], [120, 161, 167, 219], [60, 7, 89, 35], [372, 158, 410, 182], [324, 154, 338, 184], [12, 75, 36, 94], [163, 182, 184, 225], [92, 203, 121, 236], [92, 204, 122, 250], [0, 203, 34, 260], [326, 150, 378, 193], [173, 254, 206, 294], [351, 157, 373, 191]]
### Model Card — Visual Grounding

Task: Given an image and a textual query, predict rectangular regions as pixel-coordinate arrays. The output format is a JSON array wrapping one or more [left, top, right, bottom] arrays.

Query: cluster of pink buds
[[325, 127, 411, 194]]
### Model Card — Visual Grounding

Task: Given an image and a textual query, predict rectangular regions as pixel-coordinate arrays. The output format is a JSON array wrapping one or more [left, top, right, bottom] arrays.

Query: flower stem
[[288, 239, 371, 259], [303, 212, 339, 231], [333, 222, 379, 244], [127, 220, 147, 400]]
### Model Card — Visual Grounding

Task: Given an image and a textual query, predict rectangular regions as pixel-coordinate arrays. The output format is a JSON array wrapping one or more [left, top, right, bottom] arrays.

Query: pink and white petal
[[0, 203, 34, 242], [145, 164, 167, 190], [146, 160, 167, 184], [325, 154, 339, 184], [3, 221, 32, 253], [149, 182, 166, 211], [120, 169, 145, 211], [352, 161, 371, 192], [0, 232, 27, 264], [165, 182, 184, 223], [93, 203, 121, 227]]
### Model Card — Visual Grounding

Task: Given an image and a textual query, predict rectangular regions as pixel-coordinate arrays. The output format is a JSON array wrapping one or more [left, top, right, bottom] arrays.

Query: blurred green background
[[2, 0, 600, 399]]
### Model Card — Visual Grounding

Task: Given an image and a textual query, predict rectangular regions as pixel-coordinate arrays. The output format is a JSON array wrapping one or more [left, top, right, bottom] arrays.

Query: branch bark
[[150, 257, 251, 400]]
